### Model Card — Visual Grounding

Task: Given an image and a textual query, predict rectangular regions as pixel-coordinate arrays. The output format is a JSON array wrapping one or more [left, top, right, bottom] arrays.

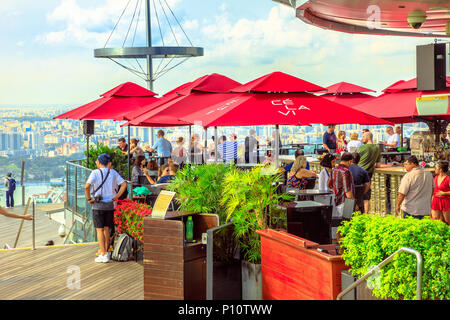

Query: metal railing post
[[31, 197, 35, 250], [337, 247, 423, 300]]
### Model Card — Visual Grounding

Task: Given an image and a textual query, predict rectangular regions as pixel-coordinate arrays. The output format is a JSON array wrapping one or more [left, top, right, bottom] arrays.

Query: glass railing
[[65, 160, 94, 244], [64, 160, 131, 244]]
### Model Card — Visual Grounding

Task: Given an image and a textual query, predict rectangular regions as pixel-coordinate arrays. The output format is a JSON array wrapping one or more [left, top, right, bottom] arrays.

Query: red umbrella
[[231, 71, 324, 93], [319, 82, 377, 107], [124, 92, 242, 127], [354, 89, 450, 124], [124, 73, 242, 127], [54, 82, 158, 121], [321, 82, 375, 94], [179, 92, 393, 128]]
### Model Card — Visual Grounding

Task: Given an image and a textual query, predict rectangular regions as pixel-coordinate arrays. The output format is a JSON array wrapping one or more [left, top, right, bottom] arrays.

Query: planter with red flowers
[[114, 199, 152, 261]]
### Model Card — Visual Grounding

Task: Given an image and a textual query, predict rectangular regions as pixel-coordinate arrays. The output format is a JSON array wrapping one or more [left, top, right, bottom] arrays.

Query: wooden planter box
[[257, 229, 349, 300], [143, 212, 219, 300]]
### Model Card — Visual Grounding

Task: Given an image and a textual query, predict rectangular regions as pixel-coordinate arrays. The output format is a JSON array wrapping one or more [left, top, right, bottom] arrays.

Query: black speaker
[[83, 120, 94, 136], [417, 43, 447, 91]]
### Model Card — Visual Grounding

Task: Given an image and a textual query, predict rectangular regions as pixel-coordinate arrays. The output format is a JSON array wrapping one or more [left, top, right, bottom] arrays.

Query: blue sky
[[0, 0, 437, 108]]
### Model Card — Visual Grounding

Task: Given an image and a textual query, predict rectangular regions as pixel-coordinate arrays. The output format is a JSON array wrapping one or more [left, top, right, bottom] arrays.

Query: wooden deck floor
[[0, 243, 143, 300], [0, 206, 66, 249]]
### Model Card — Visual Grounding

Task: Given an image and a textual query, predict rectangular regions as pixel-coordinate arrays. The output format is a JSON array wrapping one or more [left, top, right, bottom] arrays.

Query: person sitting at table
[[431, 160, 450, 225], [336, 131, 347, 153], [281, 149, 310, 174], [156, 162, 179, 184], [287, 155, 316, 189], [318, 153, 336, 191], [346, 132, 362, 153], [131, 155, 155, 186]]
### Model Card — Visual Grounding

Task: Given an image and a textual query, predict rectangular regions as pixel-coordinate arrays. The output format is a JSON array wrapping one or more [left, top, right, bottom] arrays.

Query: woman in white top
[[346, 132, 363, 153], [318, 153, 336, 191]]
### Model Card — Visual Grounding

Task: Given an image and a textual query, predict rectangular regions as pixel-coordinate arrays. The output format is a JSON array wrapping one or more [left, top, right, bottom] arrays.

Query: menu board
[[151, 190, 176, 219]]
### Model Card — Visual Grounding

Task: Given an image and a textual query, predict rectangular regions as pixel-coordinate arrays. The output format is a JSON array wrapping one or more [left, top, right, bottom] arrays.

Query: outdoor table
[[280, 200, 333, 244], [286, 188, 333, 202]]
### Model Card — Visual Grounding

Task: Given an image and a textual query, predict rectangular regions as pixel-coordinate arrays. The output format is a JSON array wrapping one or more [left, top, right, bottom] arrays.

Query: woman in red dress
[[431, 161, 450, 225]]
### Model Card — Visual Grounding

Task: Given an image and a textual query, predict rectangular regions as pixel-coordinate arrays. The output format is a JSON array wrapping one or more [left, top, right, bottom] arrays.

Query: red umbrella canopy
[[321, 81, 375, 94], [123, 74, 242, 127], [231, 71, 325, 93], [124, 92, 242, 127], [179, 92, 392, 128], [100, 81, 157, 97], [354, 89, 450, 124], [54, 82, 158, 121], [383, 77, 450, 92], [321, 93, 377, 107]]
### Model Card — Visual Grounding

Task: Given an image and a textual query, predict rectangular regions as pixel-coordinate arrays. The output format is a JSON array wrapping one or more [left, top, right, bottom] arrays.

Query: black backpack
[[9, 179, 16, 191], [111, 233, 135, 262]]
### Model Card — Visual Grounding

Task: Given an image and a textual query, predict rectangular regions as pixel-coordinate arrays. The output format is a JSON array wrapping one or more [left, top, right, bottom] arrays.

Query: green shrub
[[83, 142, 128, 178], [338, 213, 450, 300], [221, 165, 293, 264], [166, 163, 233, 223]]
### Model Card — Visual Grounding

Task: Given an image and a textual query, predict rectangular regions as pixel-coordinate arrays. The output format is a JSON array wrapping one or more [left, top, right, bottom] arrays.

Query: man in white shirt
[[85, 153, 127, 263], [381, 126, 400, 149]]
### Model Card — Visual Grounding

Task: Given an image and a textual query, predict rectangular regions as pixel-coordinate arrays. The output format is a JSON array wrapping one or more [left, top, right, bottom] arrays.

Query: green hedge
[[338, 213, 450, 300]]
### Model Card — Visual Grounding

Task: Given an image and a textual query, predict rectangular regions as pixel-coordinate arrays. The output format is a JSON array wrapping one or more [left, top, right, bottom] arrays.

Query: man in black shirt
[[322, 124, 337, 153], [117, 137, 128, 155]]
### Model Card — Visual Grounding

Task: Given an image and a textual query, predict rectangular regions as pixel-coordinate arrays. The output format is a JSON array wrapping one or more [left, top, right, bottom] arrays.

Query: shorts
[[92, 210, 114, 229]]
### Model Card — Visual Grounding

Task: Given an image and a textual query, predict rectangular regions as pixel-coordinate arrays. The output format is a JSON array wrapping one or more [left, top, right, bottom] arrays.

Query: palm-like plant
[[221, 165, 293, 264]]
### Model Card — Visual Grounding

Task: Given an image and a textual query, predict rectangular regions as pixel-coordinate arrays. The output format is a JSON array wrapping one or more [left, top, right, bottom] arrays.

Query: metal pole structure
[[32, 197, 35, 250], [401, 123, 404, 148], [188, 125, 192, 164], [204, 127, 208, 164], [21, 161, 25, 206], [127, 125, 131, 180], [86, 135, 90, 169], [274, 125, 280, 167], [145, 0, 155, 147], [214, 126, 218, 163]]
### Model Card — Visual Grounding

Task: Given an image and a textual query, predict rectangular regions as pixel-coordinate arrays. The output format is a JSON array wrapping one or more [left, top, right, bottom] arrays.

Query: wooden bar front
[[143, 212, 219, 300]]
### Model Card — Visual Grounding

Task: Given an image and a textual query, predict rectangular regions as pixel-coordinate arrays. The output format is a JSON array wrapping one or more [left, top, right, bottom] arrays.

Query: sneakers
[[96, 246, 113, 256], [95, 252, 110, 263]]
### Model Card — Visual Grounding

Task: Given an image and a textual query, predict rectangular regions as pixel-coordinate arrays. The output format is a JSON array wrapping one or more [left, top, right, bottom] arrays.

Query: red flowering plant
[[114, 199, 152, 242]]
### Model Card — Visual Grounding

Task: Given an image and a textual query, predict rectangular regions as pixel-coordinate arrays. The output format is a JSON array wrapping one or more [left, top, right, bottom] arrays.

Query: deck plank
[[0, 243, 143, 300]]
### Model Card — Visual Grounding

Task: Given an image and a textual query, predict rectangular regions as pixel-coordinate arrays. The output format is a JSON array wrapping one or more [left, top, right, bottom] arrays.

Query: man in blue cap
[[85, 153, 127, 263]]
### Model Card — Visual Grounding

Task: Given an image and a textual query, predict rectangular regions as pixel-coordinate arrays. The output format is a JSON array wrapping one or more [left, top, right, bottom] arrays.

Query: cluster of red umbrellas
[[55, 72, 392, 127]]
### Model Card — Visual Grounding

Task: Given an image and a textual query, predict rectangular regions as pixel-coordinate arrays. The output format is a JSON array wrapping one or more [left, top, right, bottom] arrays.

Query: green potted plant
[[221, 165, 292, 300], [338, 212, 450, 300], [83, 141, 128, 178]]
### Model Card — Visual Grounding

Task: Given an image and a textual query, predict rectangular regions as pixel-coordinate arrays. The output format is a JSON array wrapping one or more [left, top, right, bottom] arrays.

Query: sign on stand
[[151, 191, 176, 219]]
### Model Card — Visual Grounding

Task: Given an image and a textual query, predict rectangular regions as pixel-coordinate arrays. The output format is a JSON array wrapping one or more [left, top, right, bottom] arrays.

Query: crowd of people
[[281, 125, 450, 225]]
